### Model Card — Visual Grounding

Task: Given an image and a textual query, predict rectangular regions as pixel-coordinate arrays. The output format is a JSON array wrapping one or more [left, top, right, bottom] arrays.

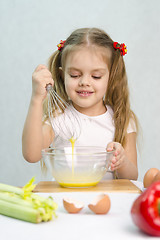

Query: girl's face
[[64, 46, 110, 116]]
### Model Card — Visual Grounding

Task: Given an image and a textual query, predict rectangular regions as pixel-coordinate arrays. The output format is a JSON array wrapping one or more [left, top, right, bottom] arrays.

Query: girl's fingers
[[108, 142, 126, 171], [112, 155, 125, 169], [111, 158, 119, 169], [113, 160, 121, 168], [111, 165, 120, 171], [111, 157, 116, 164], [35, 64, 48, 72], [107, 142, 121, 152], [107, 142, 115, 152], [114, 143, 122, 154], [33, 66, 54, 86], [32, 65, 54, 100], [111, 152, 124, 169]]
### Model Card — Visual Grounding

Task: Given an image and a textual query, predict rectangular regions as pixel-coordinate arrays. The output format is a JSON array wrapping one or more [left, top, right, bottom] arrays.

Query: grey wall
[[0, 0, 160, 186]]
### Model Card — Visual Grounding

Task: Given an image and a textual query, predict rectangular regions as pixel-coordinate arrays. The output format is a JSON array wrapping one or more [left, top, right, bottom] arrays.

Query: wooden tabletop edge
[[33, 180, 142, 193]]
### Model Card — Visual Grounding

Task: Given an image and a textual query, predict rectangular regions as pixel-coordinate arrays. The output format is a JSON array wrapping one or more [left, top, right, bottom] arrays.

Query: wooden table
[[33, 179, 142, 193]]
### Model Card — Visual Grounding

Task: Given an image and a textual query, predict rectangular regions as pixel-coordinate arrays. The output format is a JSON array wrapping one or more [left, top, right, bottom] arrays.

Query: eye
[[92, 76, 102, 79], [70, 75, 80, 78]]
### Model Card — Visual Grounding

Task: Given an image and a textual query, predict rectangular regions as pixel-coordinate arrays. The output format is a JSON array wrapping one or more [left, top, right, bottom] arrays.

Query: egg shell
[[63, 197, 84, 213], [152, 171, 160, 183], [143, 168, 159, 188], [88, 194, 111, 214]]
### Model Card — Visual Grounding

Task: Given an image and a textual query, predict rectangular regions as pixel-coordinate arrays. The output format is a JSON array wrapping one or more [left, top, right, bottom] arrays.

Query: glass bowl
[[41, 146, 114, 188]]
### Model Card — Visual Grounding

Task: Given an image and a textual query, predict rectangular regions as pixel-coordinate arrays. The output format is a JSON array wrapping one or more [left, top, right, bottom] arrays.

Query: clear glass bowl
[[42, 146, 114, 188]]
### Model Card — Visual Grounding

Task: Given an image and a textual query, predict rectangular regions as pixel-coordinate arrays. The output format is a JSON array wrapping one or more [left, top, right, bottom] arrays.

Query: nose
[[78, 75, 91, 86]]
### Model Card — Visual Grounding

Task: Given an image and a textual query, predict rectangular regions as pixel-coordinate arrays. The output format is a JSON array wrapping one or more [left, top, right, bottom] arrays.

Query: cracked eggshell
[[63, 197, 84, 213], [88, 194, 111, 214]]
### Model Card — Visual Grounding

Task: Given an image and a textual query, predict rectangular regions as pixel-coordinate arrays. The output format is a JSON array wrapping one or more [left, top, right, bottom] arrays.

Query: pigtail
[[48, 51, 67, 100], [105, 51, 131, 146]]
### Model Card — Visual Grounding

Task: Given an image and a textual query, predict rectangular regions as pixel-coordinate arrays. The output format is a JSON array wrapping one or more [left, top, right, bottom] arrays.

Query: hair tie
[[57, 40, 66, 51], [113, 42, 127, 56]]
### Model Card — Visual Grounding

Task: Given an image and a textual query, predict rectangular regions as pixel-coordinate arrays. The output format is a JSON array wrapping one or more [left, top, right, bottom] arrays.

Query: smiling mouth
[[76, 91, 94, 97]]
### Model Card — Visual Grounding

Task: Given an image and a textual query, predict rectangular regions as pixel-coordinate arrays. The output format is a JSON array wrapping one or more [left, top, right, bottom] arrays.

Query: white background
[[0, 0, 160, 186]]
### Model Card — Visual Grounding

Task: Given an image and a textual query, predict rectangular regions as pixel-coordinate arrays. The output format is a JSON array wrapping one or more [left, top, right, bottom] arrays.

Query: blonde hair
[[43, 27, 138, 147]]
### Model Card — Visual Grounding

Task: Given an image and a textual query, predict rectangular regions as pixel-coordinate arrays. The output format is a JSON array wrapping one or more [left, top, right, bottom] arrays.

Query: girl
[[22, 28, 138, 180]]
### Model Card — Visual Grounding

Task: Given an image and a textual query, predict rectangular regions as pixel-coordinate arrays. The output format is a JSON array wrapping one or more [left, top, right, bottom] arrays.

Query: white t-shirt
[[45, 104, 136, 179], [50, 104, 136, 147]]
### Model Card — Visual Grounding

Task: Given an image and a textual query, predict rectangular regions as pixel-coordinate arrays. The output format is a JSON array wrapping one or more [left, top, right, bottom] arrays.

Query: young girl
[[22, 28, 138, 180]]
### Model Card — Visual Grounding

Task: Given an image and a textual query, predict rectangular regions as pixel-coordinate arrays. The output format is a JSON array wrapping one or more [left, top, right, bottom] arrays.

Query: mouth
[[76, 91, 94, 97]]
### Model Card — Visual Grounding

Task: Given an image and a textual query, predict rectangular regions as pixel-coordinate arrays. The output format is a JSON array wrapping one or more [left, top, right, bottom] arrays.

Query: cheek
[[64, 77, 75, 96], [103, 76, 109, 93], [64, 81, 70, 96], [97, 80, 108, 96]]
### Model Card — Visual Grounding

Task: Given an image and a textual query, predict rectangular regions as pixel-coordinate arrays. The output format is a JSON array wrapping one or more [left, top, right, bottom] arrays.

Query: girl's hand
[[107, 142, 127, 171], [32, 64, 54, 101]]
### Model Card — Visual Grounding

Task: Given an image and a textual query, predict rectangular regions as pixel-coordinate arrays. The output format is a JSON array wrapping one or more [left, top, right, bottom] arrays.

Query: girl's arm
[[107, 132, 138, 180], [22, 65, 54, 163]]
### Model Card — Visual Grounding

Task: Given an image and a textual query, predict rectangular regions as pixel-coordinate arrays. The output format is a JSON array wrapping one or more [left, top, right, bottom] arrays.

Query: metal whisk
[[46, 84, 81, 141]]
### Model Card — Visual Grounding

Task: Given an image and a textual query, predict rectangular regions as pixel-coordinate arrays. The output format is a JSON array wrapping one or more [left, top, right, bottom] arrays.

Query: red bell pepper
[[131, 181, 160, 236]]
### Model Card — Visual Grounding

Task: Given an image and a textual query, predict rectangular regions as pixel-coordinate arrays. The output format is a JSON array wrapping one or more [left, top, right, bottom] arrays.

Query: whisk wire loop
[[46, 84, 81, 141]]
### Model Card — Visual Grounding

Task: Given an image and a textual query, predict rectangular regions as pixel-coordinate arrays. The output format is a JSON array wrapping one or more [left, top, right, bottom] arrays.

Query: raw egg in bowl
[[41, 146, 114, 188]]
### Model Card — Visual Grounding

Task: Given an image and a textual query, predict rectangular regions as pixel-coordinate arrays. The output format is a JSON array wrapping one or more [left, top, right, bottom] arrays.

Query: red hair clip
[[57, 40, 66, 51], [113, 42, 127, 56]]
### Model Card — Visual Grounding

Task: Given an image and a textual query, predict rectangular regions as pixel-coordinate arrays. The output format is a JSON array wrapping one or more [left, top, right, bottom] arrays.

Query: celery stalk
[[0, 183, 23, 195], [0, 199, 41, 223], [0, 177, 58, 223], [0, 192, 33, 208], [0, 177, 36, 198]]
